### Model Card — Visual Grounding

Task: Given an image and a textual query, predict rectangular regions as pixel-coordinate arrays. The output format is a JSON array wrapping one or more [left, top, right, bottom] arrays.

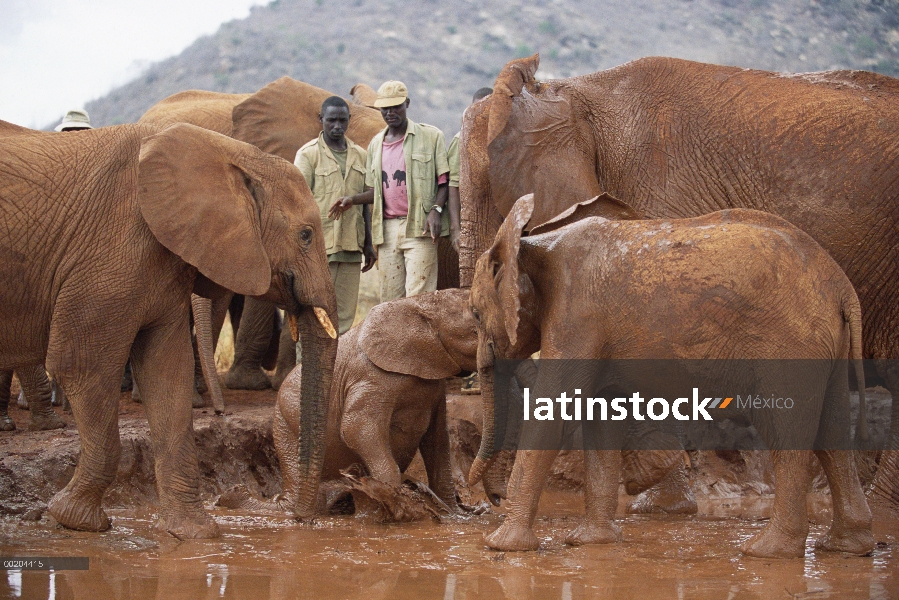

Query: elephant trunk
[[468, 345, 496, 486], [191, 294, 225, 414], [290, 305, 338, 517]]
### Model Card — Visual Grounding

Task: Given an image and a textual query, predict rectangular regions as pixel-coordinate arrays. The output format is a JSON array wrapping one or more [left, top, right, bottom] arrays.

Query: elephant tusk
[[313, 307, 337, 339], [288, 314, 300, 343]]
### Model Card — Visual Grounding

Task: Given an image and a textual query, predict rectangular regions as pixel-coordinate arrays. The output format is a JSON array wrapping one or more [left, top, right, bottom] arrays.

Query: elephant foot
[[626, 469, 697, 515], [191, 390, 206, 409], [28, 410, 66, 431], [156, 510, 219, 540], [0, 416, 15, 431], [131, 386, 141, 404], [741, 524, 806, 558], [814, 527, 874, 555], [484, 522, 540, 552], [48, 490, 111, 532], [565, 520, 622, 546], [223, 366, 272, 391], [17, 391, 28, 410]]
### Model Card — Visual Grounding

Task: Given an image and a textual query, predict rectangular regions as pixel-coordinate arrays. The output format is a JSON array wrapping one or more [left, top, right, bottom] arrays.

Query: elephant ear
[[231, 77, 332, 162], [138, 123, 272, 296], [359, 295, 461, 379], [349, 83, 378, 108], [528, 193, 642, 236], [490, 194, 535, 347], [487, 54, 539, 146]]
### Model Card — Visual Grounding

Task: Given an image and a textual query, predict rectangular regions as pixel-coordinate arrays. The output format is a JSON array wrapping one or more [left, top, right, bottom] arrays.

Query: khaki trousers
[[296, 259, 360, 363], [377, 217, 438, 302]]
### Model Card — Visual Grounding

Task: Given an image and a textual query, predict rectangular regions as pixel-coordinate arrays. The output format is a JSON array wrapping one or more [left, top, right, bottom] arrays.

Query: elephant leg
[[626, 461, 697, 515], [341, 394, 402, 488], [566, 450, 622, 546], [129, 319, 218, 539], [0, 370, 15, 431], [17, 364, 65, 431], [51, 378, 70, 412], [46, 364, 124, 532], [813, 449, 873, 554], [741, 450, 812, 558], [270, 318, 296, 390], [868, 363, 899, 539], [485, 449, 559, 551], [224, 297, 277, 390], [418, 390, 458, 509], [271, 395, 301, 510]]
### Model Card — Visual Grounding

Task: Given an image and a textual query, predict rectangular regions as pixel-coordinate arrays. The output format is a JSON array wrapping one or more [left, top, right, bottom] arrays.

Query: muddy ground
[[0, 384, 896, 599]]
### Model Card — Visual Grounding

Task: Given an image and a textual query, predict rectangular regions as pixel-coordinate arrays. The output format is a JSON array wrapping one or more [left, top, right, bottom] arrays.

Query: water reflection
[[1, 494, 895, 600]]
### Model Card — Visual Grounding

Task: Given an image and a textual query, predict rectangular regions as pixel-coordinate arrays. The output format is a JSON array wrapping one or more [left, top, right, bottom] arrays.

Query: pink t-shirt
[[381, 137, 408, 218], [381, 137, 449, 219]]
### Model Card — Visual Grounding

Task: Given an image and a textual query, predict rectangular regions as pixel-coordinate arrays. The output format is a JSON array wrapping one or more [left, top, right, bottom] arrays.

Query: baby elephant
[[469, 195, 873, 558], [222, 288, 486, 514]]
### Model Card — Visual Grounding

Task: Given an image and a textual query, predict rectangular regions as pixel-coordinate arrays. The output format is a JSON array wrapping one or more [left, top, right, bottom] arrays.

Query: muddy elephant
[[459, 54, 899, 532], [140, 78, 461, 393], [220, 288, 507, 514], [468, 195, 872, 558], [0, 121, 338, 537]]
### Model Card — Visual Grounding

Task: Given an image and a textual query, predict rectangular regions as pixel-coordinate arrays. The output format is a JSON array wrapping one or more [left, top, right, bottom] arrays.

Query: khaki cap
[[374, 81, 408, 108], [55, 109, 93, 131]]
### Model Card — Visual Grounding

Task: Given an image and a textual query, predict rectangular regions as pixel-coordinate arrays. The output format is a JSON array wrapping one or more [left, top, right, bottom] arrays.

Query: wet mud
[[0, 385, 896, 599]]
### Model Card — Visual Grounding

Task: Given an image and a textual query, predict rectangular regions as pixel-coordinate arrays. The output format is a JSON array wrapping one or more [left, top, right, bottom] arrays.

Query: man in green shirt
[[329, 81, 452, 301], [295, 96, 375, 344]]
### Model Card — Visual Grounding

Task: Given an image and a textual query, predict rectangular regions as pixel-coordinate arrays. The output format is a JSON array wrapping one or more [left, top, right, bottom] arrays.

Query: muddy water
[[1, 493, 896, 600]]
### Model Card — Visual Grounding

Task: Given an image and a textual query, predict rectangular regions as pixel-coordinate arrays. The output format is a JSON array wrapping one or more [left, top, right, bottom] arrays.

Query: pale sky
[[0, 0, 266, 129]]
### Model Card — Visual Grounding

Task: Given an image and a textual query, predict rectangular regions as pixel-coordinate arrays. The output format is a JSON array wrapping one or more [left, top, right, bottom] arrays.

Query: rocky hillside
[[86, 0, 899, 136]]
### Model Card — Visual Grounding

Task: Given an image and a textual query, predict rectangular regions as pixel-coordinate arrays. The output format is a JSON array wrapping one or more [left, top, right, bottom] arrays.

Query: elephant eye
[[299, 228, 313, 244], [471, 308, 481, 323]]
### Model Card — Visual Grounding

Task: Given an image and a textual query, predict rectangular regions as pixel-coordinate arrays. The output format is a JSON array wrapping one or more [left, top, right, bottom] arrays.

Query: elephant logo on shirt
[[382, 169, 407, 189]]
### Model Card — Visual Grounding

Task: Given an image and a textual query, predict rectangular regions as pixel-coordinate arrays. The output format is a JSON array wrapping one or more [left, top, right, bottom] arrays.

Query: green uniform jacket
[[365, 119, 451, 245], [448, 132, 460, 188], [295, 133, 367, 255]]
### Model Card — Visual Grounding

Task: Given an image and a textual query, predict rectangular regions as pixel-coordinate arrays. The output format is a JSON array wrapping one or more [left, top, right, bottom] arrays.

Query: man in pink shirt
[[330, 81, 453, 301]]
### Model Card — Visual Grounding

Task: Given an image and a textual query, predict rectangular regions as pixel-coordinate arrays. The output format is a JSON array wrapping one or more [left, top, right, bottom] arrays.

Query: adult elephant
[[141, 77, 460, 392], [459, 55, 899, 533], [0, 121, 338, 537]]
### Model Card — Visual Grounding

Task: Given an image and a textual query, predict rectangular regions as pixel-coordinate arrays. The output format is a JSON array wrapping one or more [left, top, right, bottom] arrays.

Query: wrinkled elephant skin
[[469, 196, 872, 558], [222, 289, 496, 514], [0, 121, 337, 537], [459, 55, 899, 537]]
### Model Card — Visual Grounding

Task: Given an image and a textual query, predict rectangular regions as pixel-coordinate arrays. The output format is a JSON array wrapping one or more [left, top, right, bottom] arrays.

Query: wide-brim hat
[[55, 109, 93, 131], [373, 81, 408, 108]]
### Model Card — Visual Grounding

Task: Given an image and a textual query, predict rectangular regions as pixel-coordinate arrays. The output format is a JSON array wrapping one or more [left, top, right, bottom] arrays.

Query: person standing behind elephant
[[329, 81, 451, 301], [294, 96, 376, 346]]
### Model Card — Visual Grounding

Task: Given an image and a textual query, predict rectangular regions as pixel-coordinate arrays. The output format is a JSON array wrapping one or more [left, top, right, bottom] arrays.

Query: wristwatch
[[430, 204, 443, 213]]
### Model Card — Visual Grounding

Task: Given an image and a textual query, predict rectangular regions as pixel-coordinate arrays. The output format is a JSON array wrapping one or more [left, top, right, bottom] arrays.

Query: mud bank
[[0, 386, 891, 515]]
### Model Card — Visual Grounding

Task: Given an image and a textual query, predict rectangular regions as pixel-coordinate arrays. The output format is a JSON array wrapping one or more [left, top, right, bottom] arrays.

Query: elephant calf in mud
[[220, 288, 507, 515], [469, 194, 873, 559]]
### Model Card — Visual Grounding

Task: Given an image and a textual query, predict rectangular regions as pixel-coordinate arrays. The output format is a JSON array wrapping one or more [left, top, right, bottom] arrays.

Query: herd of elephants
[[0, 53, 898, 561]]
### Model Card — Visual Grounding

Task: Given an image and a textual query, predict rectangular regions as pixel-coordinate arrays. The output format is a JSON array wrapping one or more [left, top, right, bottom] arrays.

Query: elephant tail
[[843, 292, 868, 443]]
